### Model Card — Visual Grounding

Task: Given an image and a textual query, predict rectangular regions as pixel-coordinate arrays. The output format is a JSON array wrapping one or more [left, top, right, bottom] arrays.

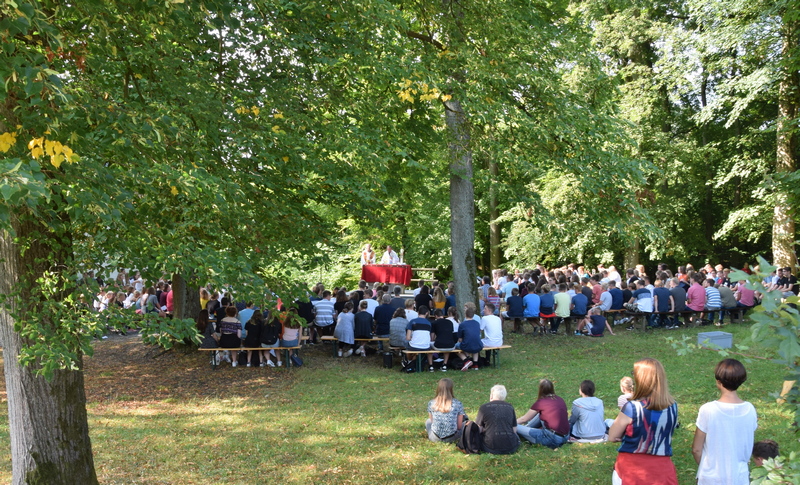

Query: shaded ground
[[82, 332, 302, 403]]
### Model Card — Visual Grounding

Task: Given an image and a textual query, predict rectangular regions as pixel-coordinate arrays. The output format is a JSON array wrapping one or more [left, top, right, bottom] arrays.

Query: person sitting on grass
[[605, 376, 634, 429], [406, 305, 434, 371], [569, 380, 606, 441], [475, 384, 520, 455], [425, 378, 467, 443], [516, 378, 569, 449], [457, 307, 483, 371], [575, 306, 615, 337], [692, 358, 757, 485]]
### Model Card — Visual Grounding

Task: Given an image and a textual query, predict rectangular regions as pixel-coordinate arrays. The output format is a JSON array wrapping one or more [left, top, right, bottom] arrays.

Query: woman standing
[[608, 358, 679, 485], [692, 359, 757, 485], [425, 378, 467, 443]]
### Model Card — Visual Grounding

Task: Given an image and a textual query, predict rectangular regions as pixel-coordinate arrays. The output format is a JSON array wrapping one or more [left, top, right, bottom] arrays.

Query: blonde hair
[[431, 378, 455, 413], [631, 358, 674, 410], [433, 287, 446, 303], [620, 376, 634, 393]]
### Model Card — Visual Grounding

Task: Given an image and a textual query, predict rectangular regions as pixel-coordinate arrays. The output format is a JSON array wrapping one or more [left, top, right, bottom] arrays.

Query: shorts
[[280, 339, 299, 347], [261, 341, 279, 348]]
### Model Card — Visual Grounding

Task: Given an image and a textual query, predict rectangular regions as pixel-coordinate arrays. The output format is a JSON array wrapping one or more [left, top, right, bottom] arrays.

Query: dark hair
[[580, 380, 595, 397], [336, 290, 348, 303], [225, 306, 237, 317], [343, 301, 354, 312], [715, 358, 747, 391], [418, 305, 429, 315], [322, 290, 332, 298], [511, 288, 519, 296], [558, 283, 567, 292], [433, 309, 444, 317], [197, 309, 209, 333], [484, 302, 495, 314], [221, 297, 230, 306], [538, 378, 555, 399], [392, 307, 406, 318], [752, 439, 779, 460]]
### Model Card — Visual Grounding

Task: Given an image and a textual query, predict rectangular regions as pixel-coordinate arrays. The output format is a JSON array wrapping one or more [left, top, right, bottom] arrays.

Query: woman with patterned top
[[425, 378, 467, 443], [608, 358, 679, 485], [218, 306, 242, 367]]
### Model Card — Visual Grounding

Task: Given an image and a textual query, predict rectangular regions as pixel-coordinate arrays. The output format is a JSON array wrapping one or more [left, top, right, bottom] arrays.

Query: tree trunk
[[774, 16, 799, 269], [445, 98, 479, 317], [623, 240, 640, 270], [489, 159, 501, 270], [0, 217, 98, 485]]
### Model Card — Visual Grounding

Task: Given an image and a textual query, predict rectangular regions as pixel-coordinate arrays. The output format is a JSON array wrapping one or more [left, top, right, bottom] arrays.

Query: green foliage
[[750, 453, 800, 485], [138, 316, 200, 350]]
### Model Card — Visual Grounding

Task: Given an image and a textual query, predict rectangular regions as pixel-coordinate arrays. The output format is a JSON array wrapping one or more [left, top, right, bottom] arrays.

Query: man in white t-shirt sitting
[[480, 302, 503, 348]]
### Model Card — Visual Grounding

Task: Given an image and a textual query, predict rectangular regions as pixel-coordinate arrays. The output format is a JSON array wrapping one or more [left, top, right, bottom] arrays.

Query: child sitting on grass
[[575, 306, 614, 337]]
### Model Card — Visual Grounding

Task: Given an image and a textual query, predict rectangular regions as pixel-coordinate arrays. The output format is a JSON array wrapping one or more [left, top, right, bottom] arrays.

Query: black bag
[[237, 350, 248, 366], [456, 421, 483, 454], [290, 354, 303, 367], [382, 352, 393, 369]]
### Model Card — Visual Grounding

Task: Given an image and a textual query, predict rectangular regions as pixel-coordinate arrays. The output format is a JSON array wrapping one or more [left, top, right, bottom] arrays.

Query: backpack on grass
[[456, 420, 482, 454]]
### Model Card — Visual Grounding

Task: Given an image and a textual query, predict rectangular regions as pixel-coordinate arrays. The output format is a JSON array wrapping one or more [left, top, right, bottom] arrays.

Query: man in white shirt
[[480, 302, 503, 347], [363, 289, 379, 316], [381, 245, 400, 264]]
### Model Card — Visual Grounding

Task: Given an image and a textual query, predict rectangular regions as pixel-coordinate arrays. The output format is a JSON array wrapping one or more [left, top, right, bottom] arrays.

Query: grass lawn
[[0, 320, 797, 484]]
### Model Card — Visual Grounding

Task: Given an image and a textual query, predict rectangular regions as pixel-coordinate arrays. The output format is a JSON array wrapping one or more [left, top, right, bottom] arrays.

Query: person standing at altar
[[361, 244, 376, 266], [381, 245, 400, 265]]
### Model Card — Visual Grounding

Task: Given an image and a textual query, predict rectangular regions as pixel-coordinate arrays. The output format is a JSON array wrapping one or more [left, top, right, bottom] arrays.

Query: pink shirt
[[166, 290, 174, 312], [736, 284, 755, 307], [686, 283, 705, 311], [592, 284, 603, 305]]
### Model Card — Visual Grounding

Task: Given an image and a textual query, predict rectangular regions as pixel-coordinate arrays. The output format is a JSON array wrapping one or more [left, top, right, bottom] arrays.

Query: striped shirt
[[312, 298, 336, 326], [704, 287, 721, 310]]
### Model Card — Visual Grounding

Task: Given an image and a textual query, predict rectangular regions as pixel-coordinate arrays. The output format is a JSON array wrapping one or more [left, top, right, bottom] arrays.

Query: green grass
[[1, 322, 797, 484]]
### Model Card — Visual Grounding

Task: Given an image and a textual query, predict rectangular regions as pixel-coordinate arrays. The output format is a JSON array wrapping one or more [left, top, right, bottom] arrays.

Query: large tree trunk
[[0, 216, 98, 485], [774, 16, 799, 269], [488, 159, 501, 270], [445, 99, 479, 317]]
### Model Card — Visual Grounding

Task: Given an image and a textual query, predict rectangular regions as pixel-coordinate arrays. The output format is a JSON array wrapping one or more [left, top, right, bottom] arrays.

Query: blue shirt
[[522, 293, 540, 317], [571, 293, 589, 316], [539, 292, 555, 314], [506, 295, 524, 317], [653, 287, 672, 312], [373, 304, 395, 335], [609, 288, 624, 310], [633, 288, 653, 312], [458, 319, 483, 353]]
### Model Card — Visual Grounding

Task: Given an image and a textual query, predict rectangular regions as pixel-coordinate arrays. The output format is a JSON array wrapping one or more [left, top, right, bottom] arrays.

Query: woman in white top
[[692, 358, 757, 485]]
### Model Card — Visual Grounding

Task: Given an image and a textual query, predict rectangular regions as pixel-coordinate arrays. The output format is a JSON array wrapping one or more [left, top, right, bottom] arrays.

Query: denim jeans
[[517, 415, 568, 449]]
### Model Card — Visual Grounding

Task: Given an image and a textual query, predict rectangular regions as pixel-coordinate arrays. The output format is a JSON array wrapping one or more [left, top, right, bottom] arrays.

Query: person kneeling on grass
[[457, 307, 483, 371], [406, 305, 434, 371], [475, 384, 519, 455], [425, 378, 467, 443], [575, 306, 615, 337]]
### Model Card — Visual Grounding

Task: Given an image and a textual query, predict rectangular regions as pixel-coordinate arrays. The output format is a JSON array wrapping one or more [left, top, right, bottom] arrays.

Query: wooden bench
[[198, 336, 308, 370], [603, 309, 626, 325], [402, 345, 512, 372], [320, 336, 390, 357]]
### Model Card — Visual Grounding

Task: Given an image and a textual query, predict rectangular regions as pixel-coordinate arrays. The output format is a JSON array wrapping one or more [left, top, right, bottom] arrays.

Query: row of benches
[[198, 336, 308, 369], [319, 336, 511, 372]]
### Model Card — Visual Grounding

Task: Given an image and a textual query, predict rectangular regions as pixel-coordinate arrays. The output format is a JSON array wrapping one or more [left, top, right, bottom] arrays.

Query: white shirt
[[405, 310, 418, 321], [480, 314, 503, 347], [381, 250, 399, 264], [695, 400, 757, 485], [364, 298, 379, 316]]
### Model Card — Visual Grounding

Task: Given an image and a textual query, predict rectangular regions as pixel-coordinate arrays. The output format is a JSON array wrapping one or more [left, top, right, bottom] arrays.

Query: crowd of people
[[426, 358, 774, 485]]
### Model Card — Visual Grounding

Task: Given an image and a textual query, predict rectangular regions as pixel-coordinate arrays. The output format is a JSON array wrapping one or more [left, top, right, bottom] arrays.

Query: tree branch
[[405, 30, 445, 50]]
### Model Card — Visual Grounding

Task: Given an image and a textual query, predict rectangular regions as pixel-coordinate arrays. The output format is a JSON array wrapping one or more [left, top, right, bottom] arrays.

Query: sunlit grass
[[0, 321, 797, 484]]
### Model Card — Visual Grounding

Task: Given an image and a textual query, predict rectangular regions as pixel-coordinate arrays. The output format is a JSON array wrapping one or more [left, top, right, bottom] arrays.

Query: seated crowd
[[427, 358, 774, 485]]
